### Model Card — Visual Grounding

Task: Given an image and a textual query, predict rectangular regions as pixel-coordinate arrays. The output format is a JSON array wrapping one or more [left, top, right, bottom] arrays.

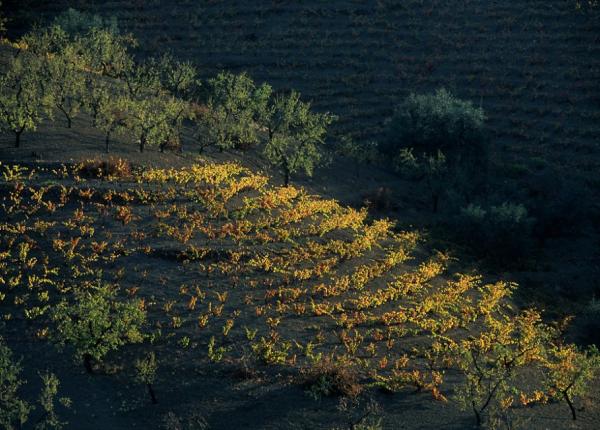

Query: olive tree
[[79, 27, 135, 78], [125, 95, 190, 152], [20, 25, 86, 128], [384, 89, 488, 211], [542, 343, 600, 420], [196, 72, 271, 152], [95, 96, 128, 153], [43, 43, 86, 128], [158, 53, 199, 99], [259, 90, 335, 186], [20, 25, 68, 57], [119, 53, 197, 100], [0, 55, 47, 147], [52, 282, 146, 373], [122, 57, 163, 99], [85, 76, 129, 152], [85, 77, 110, 124]]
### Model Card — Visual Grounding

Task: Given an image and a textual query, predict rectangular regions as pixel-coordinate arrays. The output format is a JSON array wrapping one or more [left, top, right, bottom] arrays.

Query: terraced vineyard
[[1, 160, 598, 428], [16, 0, 599, 174]]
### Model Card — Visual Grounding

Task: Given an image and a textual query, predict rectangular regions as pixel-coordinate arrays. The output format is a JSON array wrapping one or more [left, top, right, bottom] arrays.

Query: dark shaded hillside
[[5, 1, 600, 176]]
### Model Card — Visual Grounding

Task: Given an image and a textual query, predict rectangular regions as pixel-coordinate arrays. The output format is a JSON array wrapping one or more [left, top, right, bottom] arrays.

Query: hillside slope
[[6, 0, 600, 177], [1, 157, 599, 429]]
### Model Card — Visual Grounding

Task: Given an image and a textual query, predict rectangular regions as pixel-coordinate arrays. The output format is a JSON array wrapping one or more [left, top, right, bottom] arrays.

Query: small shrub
[[336, 399, 383, 430], [251, 337, 291, 365], [36, 372, 71, 430], [162, 412, 209, 430], [135, 352, 158, 404], [575, 0, 600, 13], [383, 88, 485, 162], [301, 355, 362, 399], [207, 336, 228, 363], [77, 158, 132, 179], [159, 135, 182, 153]]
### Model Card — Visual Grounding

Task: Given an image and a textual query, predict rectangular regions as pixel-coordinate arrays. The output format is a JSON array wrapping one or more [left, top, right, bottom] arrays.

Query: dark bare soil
[[1, 1, 600, 429]]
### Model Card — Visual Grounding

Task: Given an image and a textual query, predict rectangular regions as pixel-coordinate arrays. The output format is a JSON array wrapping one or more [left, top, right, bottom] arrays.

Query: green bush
[[383, 88, 485, 162], [134, 352, 158, 404], [454, 202, 535, 264]]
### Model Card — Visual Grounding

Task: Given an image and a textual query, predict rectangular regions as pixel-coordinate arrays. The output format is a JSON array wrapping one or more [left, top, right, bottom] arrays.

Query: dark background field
[[6, 0, 600, 174], [1, 1, 599, 429]]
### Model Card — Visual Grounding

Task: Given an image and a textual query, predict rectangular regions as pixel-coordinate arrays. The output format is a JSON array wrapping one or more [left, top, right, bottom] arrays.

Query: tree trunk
[[139, 136, 146, 153], [83, 354, 93, 374], [472, 401, 482, 427], [147, 383, 158, 404], [283, 165, 290, 187], [432, 193, 439, 213], [15, 129, 23, 148], [564, 391, 577, 420], [105, 132, 111, 154], [59, 106, 72, 128]]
